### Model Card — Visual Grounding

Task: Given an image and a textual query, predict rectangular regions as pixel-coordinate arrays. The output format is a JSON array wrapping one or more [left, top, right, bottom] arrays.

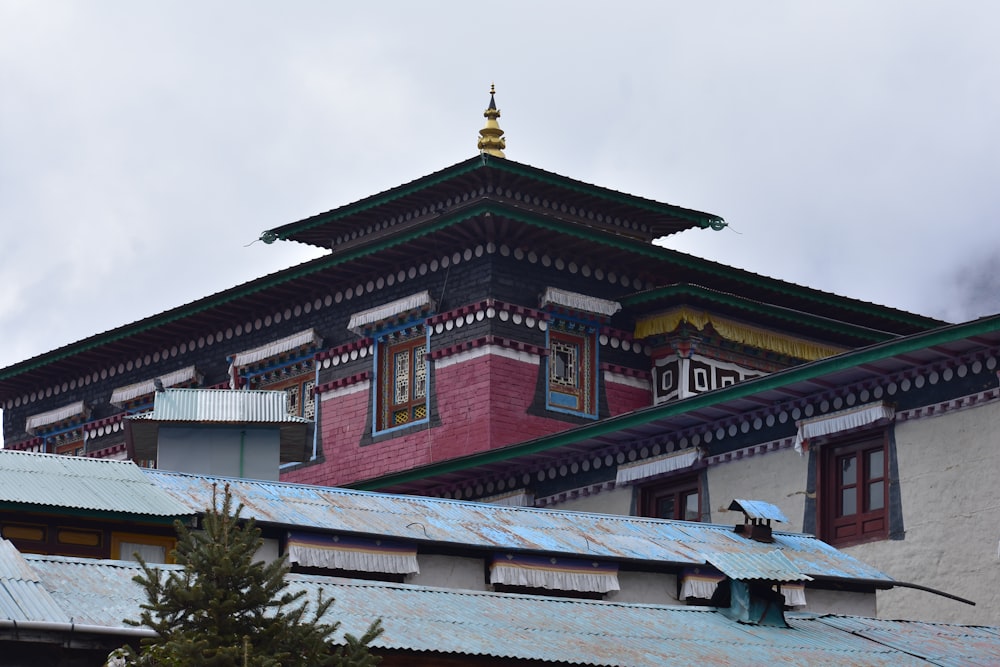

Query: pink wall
[[282, 351, 650, 488]]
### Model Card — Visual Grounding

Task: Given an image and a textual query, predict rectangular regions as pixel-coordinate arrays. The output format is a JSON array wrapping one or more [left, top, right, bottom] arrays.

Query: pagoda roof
[[261, 154, 727, 249], [0, 170, 944, 399]]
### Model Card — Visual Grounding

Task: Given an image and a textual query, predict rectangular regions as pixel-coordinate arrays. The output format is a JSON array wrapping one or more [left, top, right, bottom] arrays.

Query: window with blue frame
[[228, 329, 323, 419], [347, 291, 437, 436], [546, 320, 598, 418], [375, 325, 428, 432], [538, 287, 620, 420]]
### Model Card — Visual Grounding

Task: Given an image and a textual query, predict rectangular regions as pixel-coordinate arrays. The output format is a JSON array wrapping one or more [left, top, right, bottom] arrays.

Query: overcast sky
[[2, 2, 999, 373]]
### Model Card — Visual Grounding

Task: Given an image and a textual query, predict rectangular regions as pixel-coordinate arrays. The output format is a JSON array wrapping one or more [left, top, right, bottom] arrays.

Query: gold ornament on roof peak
[[477, 84, 506, 158]]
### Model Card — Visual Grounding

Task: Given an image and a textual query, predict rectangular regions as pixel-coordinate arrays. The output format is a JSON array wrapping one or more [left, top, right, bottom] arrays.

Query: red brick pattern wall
[[604, 377, 650, 416], [282, 351, 591, 488]]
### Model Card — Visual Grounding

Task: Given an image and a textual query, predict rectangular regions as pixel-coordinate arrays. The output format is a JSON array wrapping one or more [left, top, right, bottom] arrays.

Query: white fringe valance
[[347, 291, 434, 334], [26, 401, 89, 434], [110, 366, 201, 405], [781, 583, 807, 607], [286, 533, 419, 574], [480, 489, 535, 507], [679, 567, 725, 601], [540, 287, 621, 318], [490, 554, 620, 593], [230, 329, 323, 370], [794, 402, 895, 454], [680, 574, 808, 606], [615, 449, 700, 485]]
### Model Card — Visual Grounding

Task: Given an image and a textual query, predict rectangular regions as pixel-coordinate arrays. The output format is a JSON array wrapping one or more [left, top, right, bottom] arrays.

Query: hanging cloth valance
[[634, 307, 844, 361], [794, 402, 895, 454], [26, 401, 90, 434], [347, 291, 435, 334], [680, 566, 810, 606], [286, 532, 419, 574], [230, 329, 323, 370], [110, 365, 202, 406], [780, 583, 807, 607], [615, 448, 700, 485], [490, 553, 620, 593], [539, 287, 621, 318], [679, 566, 726, 601]]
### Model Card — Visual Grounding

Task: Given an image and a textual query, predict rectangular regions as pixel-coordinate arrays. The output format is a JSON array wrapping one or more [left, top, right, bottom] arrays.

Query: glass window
[[640, 477, 701, 522], [821, 433, 888, 546]]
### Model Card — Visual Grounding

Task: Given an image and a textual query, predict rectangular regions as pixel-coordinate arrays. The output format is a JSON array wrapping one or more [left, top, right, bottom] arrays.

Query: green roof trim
[[622, 284, 897, 342], [0, 200, 937, 383], [483, 156, 726, 229], [267, 157, 487, 242], [352, 313, 1000, 491], [263, 155, 725, 244]]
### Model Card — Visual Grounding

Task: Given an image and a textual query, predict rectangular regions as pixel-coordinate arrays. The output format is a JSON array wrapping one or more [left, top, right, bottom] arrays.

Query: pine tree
[[112, 484, 382, 666]]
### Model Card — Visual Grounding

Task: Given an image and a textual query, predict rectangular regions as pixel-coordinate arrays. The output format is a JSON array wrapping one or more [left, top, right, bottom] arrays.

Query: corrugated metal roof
[[130, 388, 310, 424], [145, 470, 892, 582], [19, 552, 1000, 666], [706, 549, 812, 583], [811, 615, 1000, 667], [24, 554, 152, 627], [0, 539, 69, 623], [0, 449, 192, 516], [729, 499, 789, 523]]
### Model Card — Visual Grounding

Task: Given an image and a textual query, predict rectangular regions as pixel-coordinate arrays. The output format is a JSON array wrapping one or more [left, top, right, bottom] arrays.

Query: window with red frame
[[639, 476, 700, 521], [821, 433, 888, 546]]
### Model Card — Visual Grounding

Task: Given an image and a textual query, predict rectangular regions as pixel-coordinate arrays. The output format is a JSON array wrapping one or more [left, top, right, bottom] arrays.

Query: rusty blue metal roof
[[15, 552, 1000, 666], [0, 539, 68, 623], [706, 549, 812, 583], [145, 470, 892, 583], [729, 499, 789, 523], [0, 449, 192, 517]]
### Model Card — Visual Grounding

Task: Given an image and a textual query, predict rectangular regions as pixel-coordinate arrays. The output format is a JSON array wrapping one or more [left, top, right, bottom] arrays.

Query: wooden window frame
[[638, 475, 701, 521], [546, 324, 597, 418], [820, 432, 889, 547], [375, 328, 428, 433], [111, 532, 177, 564], [261, 374, 316, 419]]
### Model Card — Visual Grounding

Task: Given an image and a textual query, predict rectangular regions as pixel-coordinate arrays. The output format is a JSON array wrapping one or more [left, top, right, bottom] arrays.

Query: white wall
[[157, 426, 280, 480], [544, 486, 633, 515], [408, 554, 488, 591], [802, 588, 876, 616], [843, 402, 1000, 625], [706, 447, 810, 533], [607, 571, 679, 605]]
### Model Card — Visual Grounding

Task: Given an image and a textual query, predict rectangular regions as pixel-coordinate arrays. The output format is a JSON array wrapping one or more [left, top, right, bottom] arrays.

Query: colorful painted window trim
[[546, 320, 598, 418], [375, 326, 428, 433]]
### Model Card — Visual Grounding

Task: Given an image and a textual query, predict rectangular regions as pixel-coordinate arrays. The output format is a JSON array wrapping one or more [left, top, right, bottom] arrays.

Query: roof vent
[[729, 499, 788, 543]]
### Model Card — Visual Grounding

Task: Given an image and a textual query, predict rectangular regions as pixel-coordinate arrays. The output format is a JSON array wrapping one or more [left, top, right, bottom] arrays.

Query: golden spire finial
[[477, 84, 506, 158]]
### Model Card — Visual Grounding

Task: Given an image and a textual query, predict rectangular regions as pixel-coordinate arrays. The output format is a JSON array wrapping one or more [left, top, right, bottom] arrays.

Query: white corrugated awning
[[229, 329, 322, 369], [490, 554, 620, 593], [615, 448, 700, 485], [26, 401, 89, 434], [540, 287, 621, 318], [794, 402, 895, 454], [110, 366, 201, 406], [347, 291, 434, 334], [286, 532, 419, 574]]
